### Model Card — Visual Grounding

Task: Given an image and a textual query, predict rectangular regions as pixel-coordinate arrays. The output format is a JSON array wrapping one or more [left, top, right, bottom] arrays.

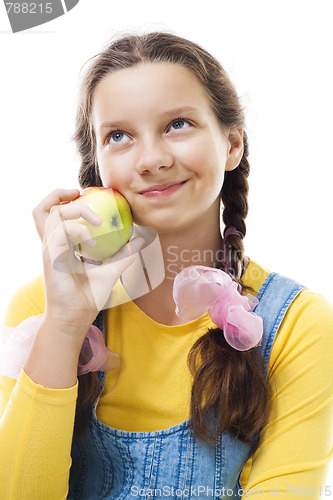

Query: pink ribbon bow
[[0, 314, 118, 380], [173, 266, 263, 351]]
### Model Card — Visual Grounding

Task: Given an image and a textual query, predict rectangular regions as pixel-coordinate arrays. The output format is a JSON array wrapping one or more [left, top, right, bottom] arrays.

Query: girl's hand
[[33, 189, 144, 340], [32, 188, 81, 242]]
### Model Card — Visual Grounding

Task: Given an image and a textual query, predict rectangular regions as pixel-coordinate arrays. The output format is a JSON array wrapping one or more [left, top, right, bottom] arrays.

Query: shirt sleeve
[[0, 276, 78, 500], [241, 290, 333, 498]]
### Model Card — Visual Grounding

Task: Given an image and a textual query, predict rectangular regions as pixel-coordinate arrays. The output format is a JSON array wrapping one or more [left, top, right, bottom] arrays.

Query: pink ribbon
[[173, 266, 263, 351], [0, 314, 116, 379]]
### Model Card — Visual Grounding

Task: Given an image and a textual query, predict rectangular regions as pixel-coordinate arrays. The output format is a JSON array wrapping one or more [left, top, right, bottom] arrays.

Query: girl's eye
[[107, 131, 130, 145], [169, 119, 191, 131]]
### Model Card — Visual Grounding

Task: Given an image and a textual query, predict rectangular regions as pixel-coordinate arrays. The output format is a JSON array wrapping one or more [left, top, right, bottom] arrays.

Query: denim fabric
[[68, 272, 305, 499]]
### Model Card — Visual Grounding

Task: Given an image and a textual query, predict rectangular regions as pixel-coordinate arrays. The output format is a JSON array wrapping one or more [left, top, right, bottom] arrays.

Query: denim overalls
[[68, 272, 305, 499]]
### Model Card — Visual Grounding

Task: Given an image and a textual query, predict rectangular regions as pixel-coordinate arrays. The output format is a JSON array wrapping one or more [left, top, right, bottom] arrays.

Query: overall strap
[[92, 311, 106, 390], [254, 272, 306, 372]]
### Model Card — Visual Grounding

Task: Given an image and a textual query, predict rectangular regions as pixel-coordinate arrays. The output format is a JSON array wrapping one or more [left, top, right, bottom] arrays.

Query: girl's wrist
[[23, 316, 91, 389], [42, 310, 97, 343]]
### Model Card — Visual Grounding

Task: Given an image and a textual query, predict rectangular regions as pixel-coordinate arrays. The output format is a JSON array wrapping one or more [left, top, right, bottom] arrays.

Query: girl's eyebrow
[[99, 121, 127, 132], [98, 106, 199, 133], [159, 106, 199, 118]]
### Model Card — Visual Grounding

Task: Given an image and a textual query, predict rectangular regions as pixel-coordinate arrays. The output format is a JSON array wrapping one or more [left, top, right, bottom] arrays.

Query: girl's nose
[[135, 137, 174, 175]]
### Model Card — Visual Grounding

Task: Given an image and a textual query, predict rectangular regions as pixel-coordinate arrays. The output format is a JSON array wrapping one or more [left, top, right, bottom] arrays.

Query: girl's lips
[[140, 181, 187, 198]]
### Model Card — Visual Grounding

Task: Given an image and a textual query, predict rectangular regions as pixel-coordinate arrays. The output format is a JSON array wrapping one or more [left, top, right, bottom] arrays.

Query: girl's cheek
[[99, 166, 116, 188], [99, 163, 130, 190], [100, 172, 120, 189]]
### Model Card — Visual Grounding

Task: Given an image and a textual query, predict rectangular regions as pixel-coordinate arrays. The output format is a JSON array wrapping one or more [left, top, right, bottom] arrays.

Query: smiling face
[[91, 62, 242, 234]]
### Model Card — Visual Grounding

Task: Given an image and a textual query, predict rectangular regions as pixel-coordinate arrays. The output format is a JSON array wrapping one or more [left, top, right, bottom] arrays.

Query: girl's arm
[[242, 290, 333, 498], [0, 369, 78, 500], [0, 273, 77, 500], [25, 188, 142, 388], [0, 189, 142, 499]]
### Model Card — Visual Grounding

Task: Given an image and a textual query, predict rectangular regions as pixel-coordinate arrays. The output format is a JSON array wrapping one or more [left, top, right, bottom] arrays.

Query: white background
[[0, 0, 332, 484]]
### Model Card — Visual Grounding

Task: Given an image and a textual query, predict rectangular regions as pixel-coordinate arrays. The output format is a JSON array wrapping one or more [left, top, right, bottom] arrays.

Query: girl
[[1, 32, 333, 499]]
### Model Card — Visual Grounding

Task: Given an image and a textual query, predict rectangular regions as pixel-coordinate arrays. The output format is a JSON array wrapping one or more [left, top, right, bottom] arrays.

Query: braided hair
[[188, 131, 269, 444], [220, 131, 250, 282]]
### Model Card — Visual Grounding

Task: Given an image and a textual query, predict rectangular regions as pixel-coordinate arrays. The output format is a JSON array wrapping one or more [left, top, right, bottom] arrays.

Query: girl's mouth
[[139, 181, 187, 198]]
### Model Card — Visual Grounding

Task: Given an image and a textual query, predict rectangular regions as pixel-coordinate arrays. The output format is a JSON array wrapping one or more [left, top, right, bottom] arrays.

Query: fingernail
[[86, 238, 97, 247]]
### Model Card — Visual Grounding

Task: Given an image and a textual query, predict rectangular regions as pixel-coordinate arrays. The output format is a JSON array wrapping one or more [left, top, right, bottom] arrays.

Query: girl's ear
[[225, 128, 244, 172]]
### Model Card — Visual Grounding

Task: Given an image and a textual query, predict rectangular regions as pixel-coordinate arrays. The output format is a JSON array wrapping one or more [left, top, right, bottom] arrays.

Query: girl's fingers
[[44, 203, 102, 245], [44, 220, 96, 265], [35, 189, 80, 214], [63, 220, 97, 248], [32, 188, 81, 241], [79, 237, 146, 311], [86, 237, 146, 278], [49, 203, 103, 227]]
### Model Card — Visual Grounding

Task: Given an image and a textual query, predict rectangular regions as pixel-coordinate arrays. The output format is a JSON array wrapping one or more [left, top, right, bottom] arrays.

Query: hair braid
[[220, 131, 250, 282], [188, 132, 269, 445]]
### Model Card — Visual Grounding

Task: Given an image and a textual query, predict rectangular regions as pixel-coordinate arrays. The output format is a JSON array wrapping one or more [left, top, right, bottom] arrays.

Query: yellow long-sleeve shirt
[[1, 260, 333, 499]]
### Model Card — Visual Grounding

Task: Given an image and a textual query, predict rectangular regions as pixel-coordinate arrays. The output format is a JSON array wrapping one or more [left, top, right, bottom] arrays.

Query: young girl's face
[[91, 62, 241, 233]]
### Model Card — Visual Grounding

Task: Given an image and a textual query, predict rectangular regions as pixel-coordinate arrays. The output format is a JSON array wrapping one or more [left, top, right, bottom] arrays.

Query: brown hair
[[73, 32, 270, 443]]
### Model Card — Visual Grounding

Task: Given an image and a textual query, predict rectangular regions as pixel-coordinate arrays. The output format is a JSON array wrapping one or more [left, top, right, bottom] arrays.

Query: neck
[[132, 204, 223, 325], [159, 222, 223, 283], [149, 199, 224, 292]]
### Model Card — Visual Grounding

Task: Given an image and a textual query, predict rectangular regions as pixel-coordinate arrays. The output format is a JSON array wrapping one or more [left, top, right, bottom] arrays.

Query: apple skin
[[70, 187, 133, 261]]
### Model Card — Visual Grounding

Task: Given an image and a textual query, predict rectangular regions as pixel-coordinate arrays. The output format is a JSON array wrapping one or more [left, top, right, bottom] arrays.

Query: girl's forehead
[[91, 62, 212, 117], [96, 61, 197, 85], [93, 63, 208, 101]]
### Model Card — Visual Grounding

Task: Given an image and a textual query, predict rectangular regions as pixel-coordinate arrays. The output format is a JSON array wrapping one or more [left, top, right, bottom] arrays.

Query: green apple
[[70, 187, 133, 261]]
